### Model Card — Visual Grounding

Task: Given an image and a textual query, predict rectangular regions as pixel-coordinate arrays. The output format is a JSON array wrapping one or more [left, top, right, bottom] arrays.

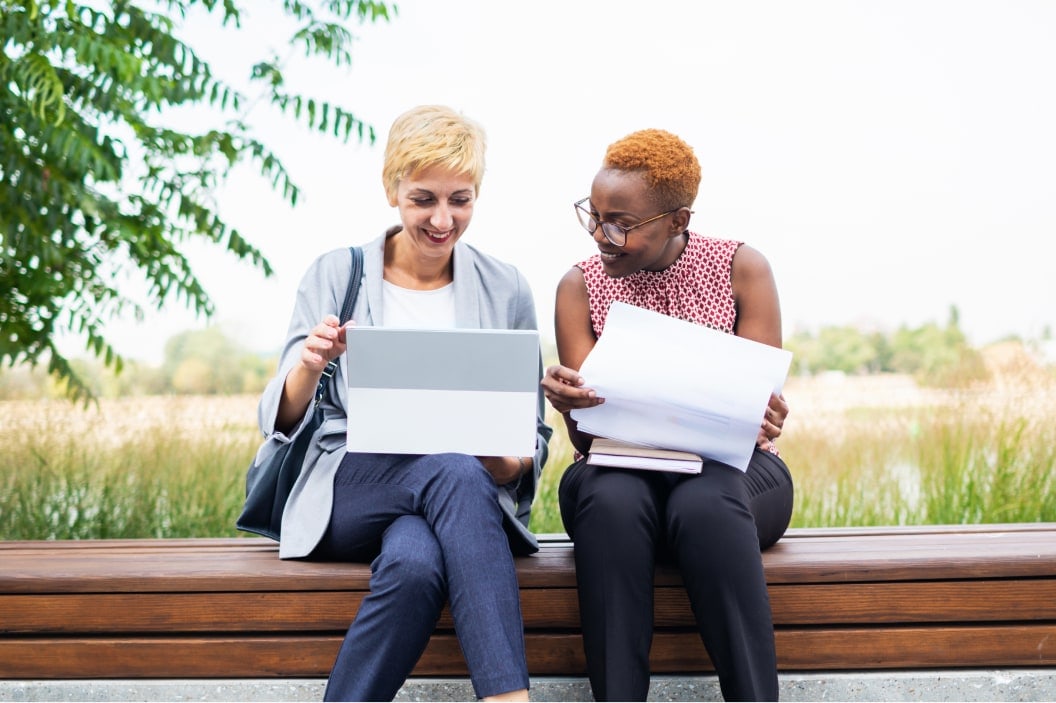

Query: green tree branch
[[0, 0, 393, 403]]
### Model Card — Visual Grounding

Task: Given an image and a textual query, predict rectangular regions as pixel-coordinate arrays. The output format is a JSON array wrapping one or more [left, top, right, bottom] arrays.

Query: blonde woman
[[257, 105, 550, 701]]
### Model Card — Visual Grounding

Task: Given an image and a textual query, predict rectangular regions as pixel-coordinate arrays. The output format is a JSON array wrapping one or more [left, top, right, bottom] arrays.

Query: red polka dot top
[[576, 231, 780, 457], [576, 232, 742, 338]]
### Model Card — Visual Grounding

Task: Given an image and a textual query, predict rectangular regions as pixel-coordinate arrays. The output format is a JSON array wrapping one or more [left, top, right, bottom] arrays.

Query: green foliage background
[[0, 307, 1016, 399], [0, 0, 392, 403], [0, 326, 274, 397], [786, 306, 993, 387]]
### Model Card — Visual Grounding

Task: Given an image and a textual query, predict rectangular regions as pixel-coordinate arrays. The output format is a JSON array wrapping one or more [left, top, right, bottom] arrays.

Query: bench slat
[[2, 623, 1054, 678], [4, 578, 1054, 634], [3, 524, 1055, 679], [4, 525, 1056, 594]]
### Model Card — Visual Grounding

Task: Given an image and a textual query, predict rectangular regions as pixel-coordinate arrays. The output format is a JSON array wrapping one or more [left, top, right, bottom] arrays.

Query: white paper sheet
[[570, 302, 793, 472]]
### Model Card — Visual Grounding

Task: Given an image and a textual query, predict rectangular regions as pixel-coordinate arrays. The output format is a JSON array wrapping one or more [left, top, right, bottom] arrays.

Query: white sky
[[64, 0, 1056, 364]]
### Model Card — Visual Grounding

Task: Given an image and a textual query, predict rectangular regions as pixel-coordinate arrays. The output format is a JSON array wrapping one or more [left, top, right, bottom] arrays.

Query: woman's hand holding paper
[[541, 364, 605, 415], [756, 392, 789, 450]]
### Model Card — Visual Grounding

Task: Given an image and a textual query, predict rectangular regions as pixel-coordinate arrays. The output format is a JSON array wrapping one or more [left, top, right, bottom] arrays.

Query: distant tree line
[[0, 305, 1032, 399], [0, 327, 275, 400], [785, 306, 990, 387]]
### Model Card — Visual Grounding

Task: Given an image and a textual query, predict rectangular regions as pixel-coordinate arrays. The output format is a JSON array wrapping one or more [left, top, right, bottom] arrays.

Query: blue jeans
[[313, 452, 529, 701]]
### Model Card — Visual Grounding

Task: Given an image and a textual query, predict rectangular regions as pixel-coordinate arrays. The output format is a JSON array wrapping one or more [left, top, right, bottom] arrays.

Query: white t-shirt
[[381, 280, 456, 329]]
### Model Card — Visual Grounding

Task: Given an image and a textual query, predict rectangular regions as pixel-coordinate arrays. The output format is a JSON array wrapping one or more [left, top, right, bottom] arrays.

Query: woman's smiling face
[[587, 168, 688, 278], [395, 164, 476, 258]]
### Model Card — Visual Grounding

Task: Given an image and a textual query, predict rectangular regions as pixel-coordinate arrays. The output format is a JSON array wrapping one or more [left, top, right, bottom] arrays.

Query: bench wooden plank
[[760, 528, 1056, 582], [4, 577, 1055, 634], [764, 579, 1056, 623], [3, 524, 1054, 594], [2, 524, 1055, 679], [0, 593, 363, 633], [2, 624, 1055, 678]]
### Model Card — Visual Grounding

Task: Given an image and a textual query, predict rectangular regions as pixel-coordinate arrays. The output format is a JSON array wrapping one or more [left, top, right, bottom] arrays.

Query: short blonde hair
[[603, 129, 701, 210], [382, 105, 487, 205]]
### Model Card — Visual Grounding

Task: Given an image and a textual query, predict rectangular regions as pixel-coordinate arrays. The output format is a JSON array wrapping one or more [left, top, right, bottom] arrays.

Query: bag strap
[[314, 246, 364, 408], [338, 245, 364, 325]]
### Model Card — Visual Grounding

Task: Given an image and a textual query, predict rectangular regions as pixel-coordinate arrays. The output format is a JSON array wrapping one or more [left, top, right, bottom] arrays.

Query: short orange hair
[[603, 129, 701, 210]]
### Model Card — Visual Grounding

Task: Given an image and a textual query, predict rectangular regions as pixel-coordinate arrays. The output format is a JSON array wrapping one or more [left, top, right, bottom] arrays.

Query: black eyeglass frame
[[573, 197, 686, 247]]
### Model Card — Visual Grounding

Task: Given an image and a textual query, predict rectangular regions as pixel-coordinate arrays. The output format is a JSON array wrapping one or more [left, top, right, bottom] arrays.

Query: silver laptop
[[344, 327, 540, 457]]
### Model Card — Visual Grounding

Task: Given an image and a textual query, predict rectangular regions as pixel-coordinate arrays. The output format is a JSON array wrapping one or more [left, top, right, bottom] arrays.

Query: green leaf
[[1, 0, 393, 400]]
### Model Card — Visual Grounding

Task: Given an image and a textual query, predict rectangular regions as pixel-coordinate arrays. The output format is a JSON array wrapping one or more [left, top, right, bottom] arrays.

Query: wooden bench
[[2, 523, 1055, 679]]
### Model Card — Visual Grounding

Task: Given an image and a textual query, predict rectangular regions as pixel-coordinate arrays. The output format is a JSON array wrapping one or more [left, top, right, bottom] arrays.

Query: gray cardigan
[[255, 230, 553, 559]]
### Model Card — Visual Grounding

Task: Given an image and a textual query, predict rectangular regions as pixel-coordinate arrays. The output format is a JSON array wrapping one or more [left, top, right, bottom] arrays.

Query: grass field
[[2, 345, 1054, 539]]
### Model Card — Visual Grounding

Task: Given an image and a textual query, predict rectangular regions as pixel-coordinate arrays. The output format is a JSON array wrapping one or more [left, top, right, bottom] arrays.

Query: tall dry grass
[[775, 345, 1056, 528], [532, 344, 1056, 532], [1, 396, 260, 539], [2, 346, 1053, 539]]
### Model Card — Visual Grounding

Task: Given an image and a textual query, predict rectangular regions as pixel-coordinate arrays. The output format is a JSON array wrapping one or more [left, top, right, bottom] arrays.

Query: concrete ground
[[1, 670, 1055, 702]]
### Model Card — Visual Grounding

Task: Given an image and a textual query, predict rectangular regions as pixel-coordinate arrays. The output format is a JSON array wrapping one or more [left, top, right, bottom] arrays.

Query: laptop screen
[[345, 327, 540, 457]]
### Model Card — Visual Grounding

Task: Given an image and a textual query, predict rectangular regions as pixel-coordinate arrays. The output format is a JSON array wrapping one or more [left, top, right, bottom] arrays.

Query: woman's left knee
[[373, 527, 446, 602], [667, 471, 754, 536], [428, 453, 493, 489]]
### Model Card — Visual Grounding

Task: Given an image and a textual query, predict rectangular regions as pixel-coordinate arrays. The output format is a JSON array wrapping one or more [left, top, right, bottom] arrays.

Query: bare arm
[[540, 267, 604, 455], [731, 244, 782, 348], [730, 244, 789, 447], [477, 455, 534, 485]]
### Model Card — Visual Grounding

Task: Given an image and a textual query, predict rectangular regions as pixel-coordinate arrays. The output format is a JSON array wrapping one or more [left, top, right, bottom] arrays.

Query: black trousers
[[559, 449, 794, 702]]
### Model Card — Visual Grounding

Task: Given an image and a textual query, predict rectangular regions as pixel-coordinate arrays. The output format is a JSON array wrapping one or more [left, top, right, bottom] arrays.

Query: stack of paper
[[587, 438, 703, 474], [571, 302, 792, 472]]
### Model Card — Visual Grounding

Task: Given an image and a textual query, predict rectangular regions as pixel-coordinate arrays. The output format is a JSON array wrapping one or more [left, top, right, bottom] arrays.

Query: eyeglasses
[[574, 197, 682, 247]]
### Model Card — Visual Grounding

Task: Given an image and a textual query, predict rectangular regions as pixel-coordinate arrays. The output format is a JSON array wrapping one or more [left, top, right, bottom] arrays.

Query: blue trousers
[[559, 449, 794, 702], [313, 452, 529, 701]]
